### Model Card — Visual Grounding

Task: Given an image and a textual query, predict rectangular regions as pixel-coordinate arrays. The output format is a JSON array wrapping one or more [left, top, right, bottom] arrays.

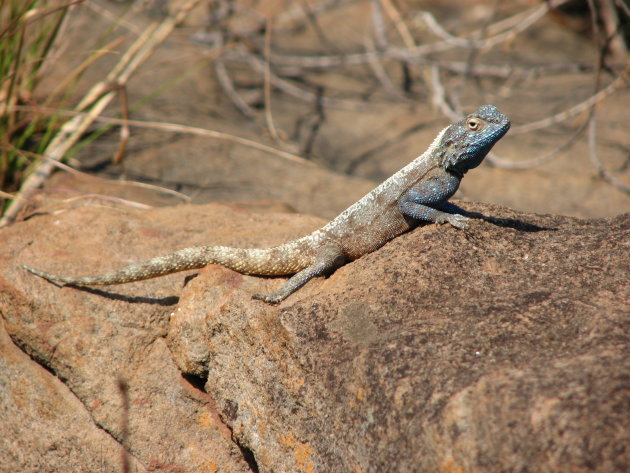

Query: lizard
[[22, 104, 510, 304]]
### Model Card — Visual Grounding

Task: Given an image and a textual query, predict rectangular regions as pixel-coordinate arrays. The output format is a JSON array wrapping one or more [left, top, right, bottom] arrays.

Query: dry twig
[[263, 18, 282, 142], [215, 55, 256, 117], [7, 145, 190, 201], [10, 104, 312, 166], [510, 65, 630, 135], [584, 0, 629, 193], [587, 113, 630, 192]]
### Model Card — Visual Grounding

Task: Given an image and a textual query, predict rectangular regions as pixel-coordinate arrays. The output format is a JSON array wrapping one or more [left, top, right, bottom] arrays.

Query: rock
[[0, 321, 147, 473], [167, 204, 630, 473], [1, 201, 628, 473], [0, 203, 299, 473]]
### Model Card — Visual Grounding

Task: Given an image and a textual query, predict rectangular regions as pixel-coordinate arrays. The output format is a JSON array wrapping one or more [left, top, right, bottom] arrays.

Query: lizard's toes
[[252, 293, 282, 304], [447, 214, 469, 229]]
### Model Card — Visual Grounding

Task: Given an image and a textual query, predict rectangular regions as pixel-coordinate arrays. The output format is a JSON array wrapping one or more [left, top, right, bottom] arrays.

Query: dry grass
[[0, 0, 204, 226]]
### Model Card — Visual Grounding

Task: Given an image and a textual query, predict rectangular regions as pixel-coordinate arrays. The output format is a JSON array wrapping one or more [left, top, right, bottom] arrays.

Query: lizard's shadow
[[45, 207, 549, 305], [431, 202, 554, 232], [472, 212, 552, 232], [452, 207, 554, 232], [64, 284, 180, 306]]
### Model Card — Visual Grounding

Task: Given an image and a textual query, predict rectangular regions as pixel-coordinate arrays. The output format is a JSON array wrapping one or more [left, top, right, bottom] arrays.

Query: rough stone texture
[[0, 321, 147, 473], [0, 203, 295, 473], [1, 202, 628, 473], [167, 204, 630, 473]]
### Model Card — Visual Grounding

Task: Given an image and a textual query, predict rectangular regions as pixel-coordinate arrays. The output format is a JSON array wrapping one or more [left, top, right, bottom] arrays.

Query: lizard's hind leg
[[253, 245, 345, 304]]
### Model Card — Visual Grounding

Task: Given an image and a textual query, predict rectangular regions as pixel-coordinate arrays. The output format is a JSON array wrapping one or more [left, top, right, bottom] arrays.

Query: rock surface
[[1, 201, 628, 473], [0, 321, 147, 473], [0, 203, 292, 473]]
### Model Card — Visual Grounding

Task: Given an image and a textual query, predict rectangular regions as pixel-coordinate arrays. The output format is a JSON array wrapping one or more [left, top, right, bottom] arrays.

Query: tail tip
[[21, 263, 58, 283]]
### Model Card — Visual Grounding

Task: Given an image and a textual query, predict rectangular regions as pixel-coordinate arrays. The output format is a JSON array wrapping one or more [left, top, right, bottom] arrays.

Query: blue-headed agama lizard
[[22, 104, 510, 303]]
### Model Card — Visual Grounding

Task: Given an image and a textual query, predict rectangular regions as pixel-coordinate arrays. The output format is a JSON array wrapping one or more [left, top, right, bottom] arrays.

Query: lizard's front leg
[[398, 170, 469, 229], [252, 244, 345, 304]]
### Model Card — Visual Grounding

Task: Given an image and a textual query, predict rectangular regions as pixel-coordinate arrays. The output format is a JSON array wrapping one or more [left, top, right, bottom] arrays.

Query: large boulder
[[1, 202, 627, 472]]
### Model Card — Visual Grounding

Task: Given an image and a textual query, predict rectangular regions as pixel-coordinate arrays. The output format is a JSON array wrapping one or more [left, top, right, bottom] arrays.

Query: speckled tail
[[21, 237, 316, 285]]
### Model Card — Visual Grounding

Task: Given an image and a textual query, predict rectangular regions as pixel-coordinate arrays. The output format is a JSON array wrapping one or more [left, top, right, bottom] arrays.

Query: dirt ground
[[34, 0, 630, 220]]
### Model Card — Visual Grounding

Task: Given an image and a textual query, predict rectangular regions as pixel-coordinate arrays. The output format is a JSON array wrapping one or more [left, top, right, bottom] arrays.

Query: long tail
[[22, 239, 315, 286]]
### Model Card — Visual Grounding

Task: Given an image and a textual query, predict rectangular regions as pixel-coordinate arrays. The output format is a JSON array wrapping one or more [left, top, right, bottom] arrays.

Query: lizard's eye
[[466, 117, 483, 131]]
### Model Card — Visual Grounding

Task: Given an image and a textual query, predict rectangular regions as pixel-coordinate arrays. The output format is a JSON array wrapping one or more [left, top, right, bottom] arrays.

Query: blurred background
[[2, 0, 629, 225]]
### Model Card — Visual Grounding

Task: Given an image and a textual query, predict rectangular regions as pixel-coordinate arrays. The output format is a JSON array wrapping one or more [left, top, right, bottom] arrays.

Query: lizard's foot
[[252, 292, 284, 304], [443, 213, 469, 229]]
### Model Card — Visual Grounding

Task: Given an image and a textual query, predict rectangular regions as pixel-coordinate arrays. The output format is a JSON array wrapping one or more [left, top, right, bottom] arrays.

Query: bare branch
[[114, 84, 129, 164], [264, 19, 282, 143], [243, 49, 366, 110], [379, 0, 416, 49], [274, 0, 354, 31], [364, 36, 407, 100], [371, 0, 388, 50], [487, 122, 587, 170], [617, 0, 630, 18], [510, 65, 629, 135], [6, 145, 191, 201], [215, 56, 257, 118], [430, 65, 458, 121], [10, 104, 313, 166], [588, 113, 630, 192], [298, 0, 342, 51], [267, 0, 571, 69]]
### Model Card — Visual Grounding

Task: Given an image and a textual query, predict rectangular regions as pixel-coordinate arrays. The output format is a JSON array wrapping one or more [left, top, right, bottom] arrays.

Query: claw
[[446, 214, 469, 229]]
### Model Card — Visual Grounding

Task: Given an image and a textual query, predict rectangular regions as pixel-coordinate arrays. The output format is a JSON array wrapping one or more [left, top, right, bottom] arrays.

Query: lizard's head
[[437, 104, 510, 175]]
